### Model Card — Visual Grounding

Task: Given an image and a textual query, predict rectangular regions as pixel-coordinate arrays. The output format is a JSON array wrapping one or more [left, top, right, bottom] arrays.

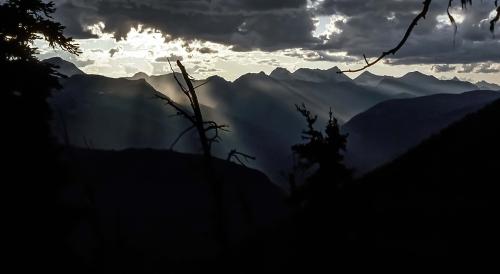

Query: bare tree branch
[[339, 0, 499, 74], [167, 59, 195, 108], [448, 0, 458, 46], [153, 92, 195, 124], [492, 6, 500, 33], [194, 79, 211, 90], [170, 125, 196, 150], [227, 150, 256, 167], [339, 0, 433, 73]]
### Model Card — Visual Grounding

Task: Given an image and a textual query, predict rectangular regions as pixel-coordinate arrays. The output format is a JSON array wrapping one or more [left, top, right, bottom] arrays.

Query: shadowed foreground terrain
[[61, 149, 292, 273], [294, 98, 500, 270], [57, 99, 500, 272]]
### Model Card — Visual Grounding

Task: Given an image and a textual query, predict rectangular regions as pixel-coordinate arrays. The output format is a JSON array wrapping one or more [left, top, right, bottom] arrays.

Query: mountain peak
[[404, 71, 427, 77], [355, 71, 385, 86], [326, 66, 341, 73], [42, 57, 84, 77], [291, 67, 351, 83], [401, 71, 438, 81], [475, 80, 500, 91], [359, 71, 376, 77], [271, 67, 291, 75], [270, 67, 293, 80], [131, 72, 149, 80]]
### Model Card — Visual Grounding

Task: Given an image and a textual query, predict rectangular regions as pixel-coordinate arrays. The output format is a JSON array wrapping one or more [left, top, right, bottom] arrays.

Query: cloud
[[284, 49, 356, 62], [314, 0, 500, 64], [475, 63, 500, 73], [52, 0, 318, 51], [155, 54, 184, 62], [198, 47, 218, 54], [458, 64, 478, 73], [431, 64, 456, 73], [51, 0, 500, 66], [73, 59, 95, 67], [455, 63, 499, 74], [109, 48, 120, 57], [257, 59, 281, 67]]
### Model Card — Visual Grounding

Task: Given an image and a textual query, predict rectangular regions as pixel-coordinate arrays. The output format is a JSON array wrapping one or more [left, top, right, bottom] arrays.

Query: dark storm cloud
[[52, 0, 318, 51], [51, 0, 500, 65], [315, 0, 500, 64]]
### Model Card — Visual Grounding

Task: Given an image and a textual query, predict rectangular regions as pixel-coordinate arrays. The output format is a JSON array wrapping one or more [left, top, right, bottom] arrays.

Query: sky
[[37, 0, 500, 84]]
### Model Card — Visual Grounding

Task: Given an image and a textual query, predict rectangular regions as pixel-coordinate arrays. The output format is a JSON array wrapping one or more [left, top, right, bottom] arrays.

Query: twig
[[170, 125, 196, 150], [227, 150, 256, 167]]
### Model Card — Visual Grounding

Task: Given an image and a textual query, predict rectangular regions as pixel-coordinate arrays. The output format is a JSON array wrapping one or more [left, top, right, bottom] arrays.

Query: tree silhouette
[[1, 0, 79, 271], [289, 104, 351, 203], [154, 59, 255, 253], [153, 59, 229, 161]]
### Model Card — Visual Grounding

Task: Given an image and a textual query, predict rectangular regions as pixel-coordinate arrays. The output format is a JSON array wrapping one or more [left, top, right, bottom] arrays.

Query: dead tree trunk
[[176, 60, 212, 161], [154, 60, 229, 250]]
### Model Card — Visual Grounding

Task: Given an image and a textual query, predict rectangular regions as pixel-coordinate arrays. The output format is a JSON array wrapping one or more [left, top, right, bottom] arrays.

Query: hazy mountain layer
[[343, 90, 500, 174], [48, 58, 498, 186]]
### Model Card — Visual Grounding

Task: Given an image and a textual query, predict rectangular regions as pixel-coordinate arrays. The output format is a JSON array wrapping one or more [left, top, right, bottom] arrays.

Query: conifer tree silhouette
[[290, 104, 351, 203], [1, 0, 80, 272]]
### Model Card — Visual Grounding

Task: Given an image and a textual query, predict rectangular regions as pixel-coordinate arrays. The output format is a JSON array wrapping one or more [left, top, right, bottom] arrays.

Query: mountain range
[[45, 57, 500, 186]]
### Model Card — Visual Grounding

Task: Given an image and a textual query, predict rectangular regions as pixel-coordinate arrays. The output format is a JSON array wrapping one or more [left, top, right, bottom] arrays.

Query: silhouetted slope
[[269, 67, 294, 81], [356, 98, 500, 259], [51, 59, 497, 186], [376, 71, 478, 97], [292, 99, 500, 269], [43, 57, 84, 77], [476, 80, 500, 91], [354, 71, 388, 87], [118, 70, 397, 185], [63, 148, 290, 272], [290, 67, 351, 83], [49, 74, 198, 150], [343, 90, 500, 174]]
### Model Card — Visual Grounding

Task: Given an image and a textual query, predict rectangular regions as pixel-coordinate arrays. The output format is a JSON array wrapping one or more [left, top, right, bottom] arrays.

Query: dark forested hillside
[[358, 97, 500, 259], [292, 99, 500, 270], [343, 90, 500, 174], [61, 148, 291, 273]]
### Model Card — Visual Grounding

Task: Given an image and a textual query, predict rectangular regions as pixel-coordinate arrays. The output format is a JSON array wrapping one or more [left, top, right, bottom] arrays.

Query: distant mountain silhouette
[[289, 67, 351, 83], [62, 148, 290, 272], [354, 71, 390, 87], [354, 98, 500, 259], [269, 67, 294, 81], [43, 57, 85, 77], [50, 74, 200, 150], [117, 67, 398, 184], [49, 58, 499, 186], [476, 80, 500, 91], [343, 90, 500, 174], [376, 71, 479, 97]]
